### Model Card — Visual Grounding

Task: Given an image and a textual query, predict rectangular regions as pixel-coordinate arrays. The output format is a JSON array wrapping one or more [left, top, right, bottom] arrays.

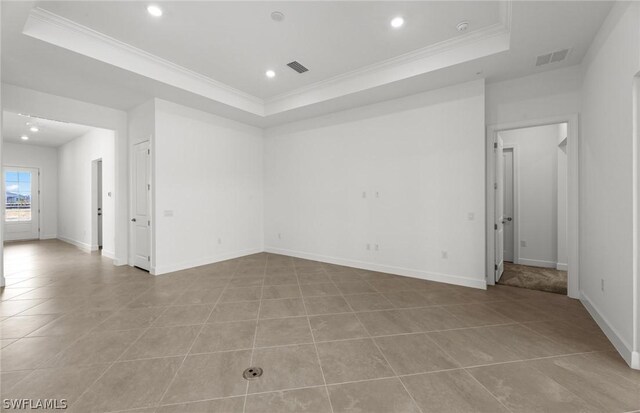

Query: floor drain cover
[[243, 367, 263, 380]]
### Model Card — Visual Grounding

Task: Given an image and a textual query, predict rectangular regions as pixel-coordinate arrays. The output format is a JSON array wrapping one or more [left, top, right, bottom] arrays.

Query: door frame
[[486, 114, 579, 299], [2, 165, 41, 242], [502, 144, 520, 265]]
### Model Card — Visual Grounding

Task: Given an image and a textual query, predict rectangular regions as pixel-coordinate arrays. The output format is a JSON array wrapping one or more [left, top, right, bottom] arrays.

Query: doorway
[[495, 123, 569, 294], [92, 159, 103, 250], [3, 166, 39, 241], [487, 116, 579, 298]]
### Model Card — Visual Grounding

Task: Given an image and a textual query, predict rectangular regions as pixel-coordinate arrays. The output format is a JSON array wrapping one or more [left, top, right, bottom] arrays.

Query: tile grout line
[[9, 283, 170, 395], [242, 258, 267, 413], [462, 368, 516, 413], [331, 268, 426, 413], [154, 262, 239, 412], [2, 249, 620, 412], [294, 262, 335, 413], [65, 305, 173, 411], [521, 352, 619, 412]]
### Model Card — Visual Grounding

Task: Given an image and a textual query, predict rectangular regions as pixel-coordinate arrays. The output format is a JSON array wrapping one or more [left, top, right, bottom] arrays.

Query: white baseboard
[[40, 234, 57, 240], [556, 263, 568, 271], [57, 236, 97, 252], [580, 291, 638, 369], [152, 247, 263, 275], [517, 258, 557, 268], [101, 249, 116, 260], [264, 246, 486, 290]]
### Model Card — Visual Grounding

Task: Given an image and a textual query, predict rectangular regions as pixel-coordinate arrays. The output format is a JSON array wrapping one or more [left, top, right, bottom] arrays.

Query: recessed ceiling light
[[147, 5, 163, 17], [390, 16, 404, 28], [265, 70, 276, 78], [30, 126, 39, 132], [271, 11, 285, 22], [20, 135, 29, 141]]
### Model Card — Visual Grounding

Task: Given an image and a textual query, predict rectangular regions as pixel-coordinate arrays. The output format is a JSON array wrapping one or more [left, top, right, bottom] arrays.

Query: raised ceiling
[[2, 111, 93, 147], [1, 1, 613, 126], [35, 1, 502, 100]]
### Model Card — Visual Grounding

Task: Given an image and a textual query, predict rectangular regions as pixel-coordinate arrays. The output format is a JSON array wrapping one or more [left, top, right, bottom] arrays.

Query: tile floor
[[0, 240, 639, 412]]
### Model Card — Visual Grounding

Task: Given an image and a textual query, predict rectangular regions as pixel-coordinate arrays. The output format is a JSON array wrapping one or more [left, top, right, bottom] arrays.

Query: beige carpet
[[498, 262, 567, 294]]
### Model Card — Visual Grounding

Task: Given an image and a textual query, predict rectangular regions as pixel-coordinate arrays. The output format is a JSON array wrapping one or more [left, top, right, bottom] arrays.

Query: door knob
[[131, 218, 136, 222], [506, 217, 512, 221]]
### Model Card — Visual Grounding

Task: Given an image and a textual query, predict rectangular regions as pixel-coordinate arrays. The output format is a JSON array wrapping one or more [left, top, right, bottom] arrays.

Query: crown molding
[[23, 7, 265, 116], [23, 3, 512, 118], [267, 24, 508, 105], [264, 1, 512, 114]]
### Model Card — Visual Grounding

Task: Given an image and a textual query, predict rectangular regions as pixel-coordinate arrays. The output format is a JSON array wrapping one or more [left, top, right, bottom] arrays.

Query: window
[[5, 170, 32, 222]]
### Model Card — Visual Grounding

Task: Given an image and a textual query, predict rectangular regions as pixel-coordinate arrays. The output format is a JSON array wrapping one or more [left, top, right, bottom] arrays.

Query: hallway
[[0, 241, 638, 412]]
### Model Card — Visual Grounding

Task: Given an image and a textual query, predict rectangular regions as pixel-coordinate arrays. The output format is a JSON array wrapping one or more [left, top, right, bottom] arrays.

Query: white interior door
[[132, 141, 151, 271], [3, 167, 40, 241], [503, 149, 514, 262], [494, 136, 505, 281]]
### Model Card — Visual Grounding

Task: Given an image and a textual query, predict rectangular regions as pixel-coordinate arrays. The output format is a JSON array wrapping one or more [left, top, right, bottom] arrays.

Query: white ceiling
[[36, 1, 502, 99], [2, 111, 92, 147], [1, 1, 613, 127]]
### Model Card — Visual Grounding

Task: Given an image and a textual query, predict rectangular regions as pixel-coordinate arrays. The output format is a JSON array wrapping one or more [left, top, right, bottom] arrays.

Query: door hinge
[[494, 142, 498, 149], [147, 149, 150, 155], [147, 220, 150, 226], [494, 183, 497, 190], [147, 256, 151, 262], [494, 264, 498, 270], [494, 224, 498, 230], [147, 184, 151, 190]]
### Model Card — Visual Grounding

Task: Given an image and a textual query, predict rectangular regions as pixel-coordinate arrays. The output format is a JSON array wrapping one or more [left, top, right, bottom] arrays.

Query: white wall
[[500, 124, 566, 269], [486, 65, 582, 126], [57, 128, 115, 256], [264, 80, 486, 288], [152, 99, 263, 274], [2, 142, 58, 239], [579, 2, 640, 369], [1, 84, 129, 265]]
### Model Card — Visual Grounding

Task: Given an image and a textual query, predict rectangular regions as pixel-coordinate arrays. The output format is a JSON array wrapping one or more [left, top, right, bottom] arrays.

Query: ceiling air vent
[[550, 48, 569, 63], [535, 49, 570, 67], [287, 61, 309, 74]]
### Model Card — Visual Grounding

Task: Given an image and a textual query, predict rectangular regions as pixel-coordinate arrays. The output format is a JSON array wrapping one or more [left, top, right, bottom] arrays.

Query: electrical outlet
[[366, 244, 371, 250], [217, 238, 222, 244], [375, 191, 380, 198], [441, 251, 448, 259], [520, 240, 527, 247], [362, 191, 367, 198], [278, 233, 282, 239], [467, 212, 475, 221]]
